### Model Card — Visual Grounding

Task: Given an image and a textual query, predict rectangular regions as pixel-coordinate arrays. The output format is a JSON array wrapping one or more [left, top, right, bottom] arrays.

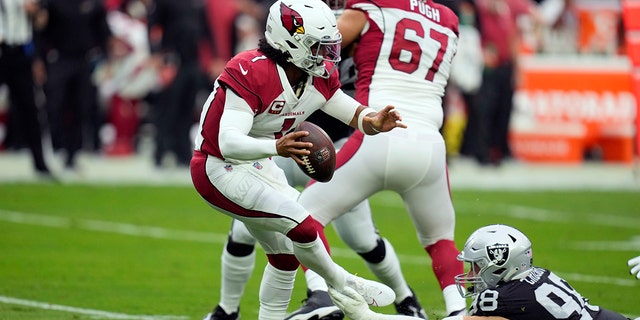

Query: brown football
[[294, 121, 336, 182]]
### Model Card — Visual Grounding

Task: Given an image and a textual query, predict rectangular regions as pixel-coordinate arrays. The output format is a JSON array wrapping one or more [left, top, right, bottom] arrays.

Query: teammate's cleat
[[394, 289, 428, 319], [285, 290, 344, 320], [344, 274, 395, 307], [202, 305, 239, 320]]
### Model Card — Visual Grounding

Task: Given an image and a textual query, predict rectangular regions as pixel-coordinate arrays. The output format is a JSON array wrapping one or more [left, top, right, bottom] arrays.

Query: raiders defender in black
[[457, 225, 633, 320]]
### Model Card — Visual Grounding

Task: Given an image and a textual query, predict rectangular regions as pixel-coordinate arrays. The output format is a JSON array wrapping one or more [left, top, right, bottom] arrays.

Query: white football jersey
[[349, 0, 459, 131]]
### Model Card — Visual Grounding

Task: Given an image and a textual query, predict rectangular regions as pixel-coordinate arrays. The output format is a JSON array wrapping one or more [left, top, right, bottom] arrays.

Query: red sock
[[426, 239, 463, 290]]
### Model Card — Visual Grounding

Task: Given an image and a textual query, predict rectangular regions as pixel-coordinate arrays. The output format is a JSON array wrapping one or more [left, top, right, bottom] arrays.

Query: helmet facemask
[[455, 260, 488, 298], [298, 36, 341, 78]]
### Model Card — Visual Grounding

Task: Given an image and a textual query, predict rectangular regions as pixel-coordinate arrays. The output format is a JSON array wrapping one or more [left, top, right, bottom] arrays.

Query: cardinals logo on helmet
[[280, 2, 305, 36]]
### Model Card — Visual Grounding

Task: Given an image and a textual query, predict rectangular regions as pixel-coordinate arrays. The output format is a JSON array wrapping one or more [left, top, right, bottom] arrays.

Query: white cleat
[[344, 274, 395, 307]]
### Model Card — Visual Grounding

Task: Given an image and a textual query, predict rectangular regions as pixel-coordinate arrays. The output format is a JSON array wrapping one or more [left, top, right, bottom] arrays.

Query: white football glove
[[628, 256, 640, 279], [328, 286, 374, 320], [328, 287, 418, 320]]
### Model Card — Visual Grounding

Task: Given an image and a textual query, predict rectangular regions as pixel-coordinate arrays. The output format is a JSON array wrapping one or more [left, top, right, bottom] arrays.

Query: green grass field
[[0, 184, 638, 320]]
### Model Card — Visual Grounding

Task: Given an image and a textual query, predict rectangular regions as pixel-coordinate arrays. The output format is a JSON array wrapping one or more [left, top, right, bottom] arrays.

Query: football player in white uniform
[[204, 45, 424, 320], [292, 0, 468, 318], [203, 2, 427, 319], [328, 225, 636, 320], [190, 0, 406, 319]]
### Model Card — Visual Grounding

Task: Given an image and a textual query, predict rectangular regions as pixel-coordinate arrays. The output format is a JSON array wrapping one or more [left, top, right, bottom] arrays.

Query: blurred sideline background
[[1, 0, 640, 187]]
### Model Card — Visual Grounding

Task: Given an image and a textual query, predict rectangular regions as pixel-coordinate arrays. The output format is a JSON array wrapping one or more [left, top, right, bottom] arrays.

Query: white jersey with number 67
[[350, 0, 458, 131]]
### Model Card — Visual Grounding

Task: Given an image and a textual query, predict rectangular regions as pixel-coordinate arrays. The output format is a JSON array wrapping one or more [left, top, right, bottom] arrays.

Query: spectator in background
[[537, 0, 568, 26], [0, 0, 53, 179], [461, 0, 540, 166], [93, 0, 159, 156], [201, 0, 266, 82], [146, 0, 213, 168], [537, 0, 579, 54], [38, 0, 112, 172], [446, 0, 484, 160], [449, 0, 483, 95]]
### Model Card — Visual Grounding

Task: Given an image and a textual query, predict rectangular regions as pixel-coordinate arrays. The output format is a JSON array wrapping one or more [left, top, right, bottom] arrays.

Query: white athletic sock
[[443, 284, 467, 315], [219, 248, 256, 313], [293, 237, 346, 289], [259, 263, 296, 320], [305, 269, 329, 292], [365, 238, 412, 303]]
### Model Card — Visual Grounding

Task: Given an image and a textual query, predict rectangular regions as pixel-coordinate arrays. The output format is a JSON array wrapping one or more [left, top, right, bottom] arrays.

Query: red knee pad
[[267, 253, 300, 271], [287, 216, 322, 243], [287, 216, 331, 273]]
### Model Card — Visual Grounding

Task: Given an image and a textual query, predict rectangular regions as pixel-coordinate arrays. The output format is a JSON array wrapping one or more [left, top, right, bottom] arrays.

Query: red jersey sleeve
[[218, 50, 283, 115]]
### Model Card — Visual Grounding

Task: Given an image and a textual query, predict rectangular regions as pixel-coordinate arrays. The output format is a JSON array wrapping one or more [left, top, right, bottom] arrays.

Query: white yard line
[[0, 209, 228, 243], [557, 273, 638, 287], [375, 192, 640, 231], [0, 295, 188, 320], [1, 151, 638, 189], [438, 199, 640, 230], [0, 209, 420, 264], [1, 209, 637, 288]]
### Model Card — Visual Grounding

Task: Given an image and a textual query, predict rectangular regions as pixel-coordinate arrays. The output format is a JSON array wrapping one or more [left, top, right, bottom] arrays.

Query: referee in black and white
[[0, 0, 53, 178]]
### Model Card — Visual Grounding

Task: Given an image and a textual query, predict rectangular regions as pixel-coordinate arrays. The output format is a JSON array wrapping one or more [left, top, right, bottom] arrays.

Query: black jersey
[[470, 267, 630, 320]]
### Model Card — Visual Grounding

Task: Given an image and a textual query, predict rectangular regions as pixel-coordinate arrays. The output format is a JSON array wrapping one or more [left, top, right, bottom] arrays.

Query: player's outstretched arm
[[350, 105, 407, 135], [328, 287, 415, 320], [628, 256, 640, 279], [329, 287, 511, 320]]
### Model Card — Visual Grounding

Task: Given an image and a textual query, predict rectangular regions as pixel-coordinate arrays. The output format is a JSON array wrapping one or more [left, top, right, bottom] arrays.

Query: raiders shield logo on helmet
[[280, 2, 305, 35], [486, 244, 510, 266]]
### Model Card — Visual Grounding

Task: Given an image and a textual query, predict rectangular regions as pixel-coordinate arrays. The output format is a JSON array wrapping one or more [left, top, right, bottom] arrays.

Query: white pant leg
[[394, 139, 456, 245], [331, 200, 379, 252], [298, 136, 384, 226], [204, 157, 308, 253], [229, 219, 257, 245]]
